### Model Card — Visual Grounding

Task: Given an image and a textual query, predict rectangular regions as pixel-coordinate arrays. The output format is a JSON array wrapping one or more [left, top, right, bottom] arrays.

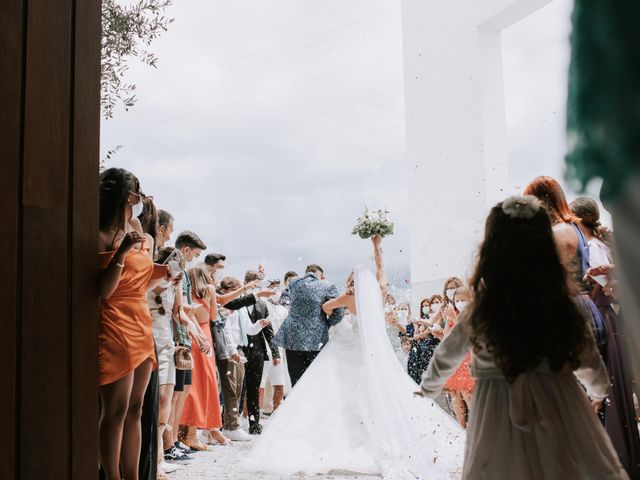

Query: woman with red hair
[[525, 176, 640, 478], [524, 177, 606, 348]]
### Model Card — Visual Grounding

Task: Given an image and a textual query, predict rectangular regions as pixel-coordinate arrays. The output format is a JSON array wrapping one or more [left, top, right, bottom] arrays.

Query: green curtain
[[565, 0, 640, 202]]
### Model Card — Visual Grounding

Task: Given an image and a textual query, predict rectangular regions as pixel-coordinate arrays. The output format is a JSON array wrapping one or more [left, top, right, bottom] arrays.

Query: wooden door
[[0, 0, 101, 477]]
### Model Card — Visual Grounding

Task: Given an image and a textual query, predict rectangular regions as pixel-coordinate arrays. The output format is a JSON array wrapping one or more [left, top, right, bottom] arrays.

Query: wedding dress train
[[242, 266, 465, 479]]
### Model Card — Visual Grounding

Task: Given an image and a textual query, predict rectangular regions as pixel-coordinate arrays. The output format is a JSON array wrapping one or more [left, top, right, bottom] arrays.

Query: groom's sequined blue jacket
[[274, 272, 345, 351]]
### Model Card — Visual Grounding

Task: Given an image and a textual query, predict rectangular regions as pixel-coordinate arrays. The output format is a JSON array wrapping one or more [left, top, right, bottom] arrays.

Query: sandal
[[207, 429, 230, 445], [180, 426, 209, 451]]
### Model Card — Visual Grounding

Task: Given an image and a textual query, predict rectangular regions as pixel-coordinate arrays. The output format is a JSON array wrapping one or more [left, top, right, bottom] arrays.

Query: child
[[418, 195, 628, 480]]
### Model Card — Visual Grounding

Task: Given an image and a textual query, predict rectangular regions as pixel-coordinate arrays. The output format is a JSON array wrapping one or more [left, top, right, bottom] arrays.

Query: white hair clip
[[501, 195, 540, 220]]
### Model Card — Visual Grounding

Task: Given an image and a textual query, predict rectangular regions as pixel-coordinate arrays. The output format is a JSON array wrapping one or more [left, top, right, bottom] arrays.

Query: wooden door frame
[[0, 0, 102, 477]]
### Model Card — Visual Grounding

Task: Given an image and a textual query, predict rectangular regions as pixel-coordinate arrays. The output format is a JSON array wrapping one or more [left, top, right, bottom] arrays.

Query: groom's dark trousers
[[286, 350, 320, 387]]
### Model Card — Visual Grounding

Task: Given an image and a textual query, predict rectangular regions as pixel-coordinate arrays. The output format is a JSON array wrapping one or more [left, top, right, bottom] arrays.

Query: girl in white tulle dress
[[419, 196, 628, 480], [243, 236, 465, 479]]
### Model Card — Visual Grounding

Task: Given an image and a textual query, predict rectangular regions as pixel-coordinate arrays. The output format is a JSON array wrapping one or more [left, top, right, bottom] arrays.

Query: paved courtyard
[[169, 438, 377, 480]]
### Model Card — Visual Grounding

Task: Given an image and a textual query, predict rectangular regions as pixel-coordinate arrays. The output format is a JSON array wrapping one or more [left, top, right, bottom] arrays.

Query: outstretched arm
[[217, 279, 262, 305], [372, 235, 388, 299]]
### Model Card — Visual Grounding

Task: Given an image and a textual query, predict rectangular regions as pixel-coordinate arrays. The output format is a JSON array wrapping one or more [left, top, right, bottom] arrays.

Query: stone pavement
[[168, 428, 377, 480]]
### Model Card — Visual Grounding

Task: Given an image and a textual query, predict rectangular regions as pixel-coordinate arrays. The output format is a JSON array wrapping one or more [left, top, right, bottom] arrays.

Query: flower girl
[[419, 195, 629, 480]]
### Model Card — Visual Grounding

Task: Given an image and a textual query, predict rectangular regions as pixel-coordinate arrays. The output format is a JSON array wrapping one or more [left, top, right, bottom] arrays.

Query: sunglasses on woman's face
[[154, 295, 165, 316]]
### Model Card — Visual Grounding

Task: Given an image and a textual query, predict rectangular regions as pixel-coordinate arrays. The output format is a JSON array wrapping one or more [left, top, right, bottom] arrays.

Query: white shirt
[[222, 308, 265, 356], [262, 302, 289, 360], [588, 237, 613, 268]]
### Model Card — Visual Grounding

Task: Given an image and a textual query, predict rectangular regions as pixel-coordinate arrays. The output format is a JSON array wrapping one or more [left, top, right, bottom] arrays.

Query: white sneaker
[[225, 428, 252, 442], [238, 416, 249, 430], [160, 461, 181, 473]]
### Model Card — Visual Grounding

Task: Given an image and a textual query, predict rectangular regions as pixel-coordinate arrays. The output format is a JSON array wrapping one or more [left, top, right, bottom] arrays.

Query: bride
[[242, 236, 465, 479]]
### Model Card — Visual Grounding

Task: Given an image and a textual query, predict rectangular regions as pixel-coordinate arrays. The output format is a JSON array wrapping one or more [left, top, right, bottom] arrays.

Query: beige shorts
[[156, 340, 176, 386]]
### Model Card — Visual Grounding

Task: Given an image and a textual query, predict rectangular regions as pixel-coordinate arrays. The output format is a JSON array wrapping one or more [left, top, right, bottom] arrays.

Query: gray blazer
[[274, 273, 345, 351]]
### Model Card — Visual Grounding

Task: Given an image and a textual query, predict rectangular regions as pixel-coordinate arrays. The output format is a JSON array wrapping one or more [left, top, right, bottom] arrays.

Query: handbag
[[174, 345, 193, 370], [172, 311, 193, 370]]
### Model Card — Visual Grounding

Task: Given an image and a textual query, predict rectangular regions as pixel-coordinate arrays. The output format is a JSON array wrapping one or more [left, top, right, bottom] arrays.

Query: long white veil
[[354, 265, 464, 478], [242, 266, 464, 479]]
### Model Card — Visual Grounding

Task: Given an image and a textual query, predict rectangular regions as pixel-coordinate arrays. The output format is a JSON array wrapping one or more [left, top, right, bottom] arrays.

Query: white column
[[401, 0, 553, 298]]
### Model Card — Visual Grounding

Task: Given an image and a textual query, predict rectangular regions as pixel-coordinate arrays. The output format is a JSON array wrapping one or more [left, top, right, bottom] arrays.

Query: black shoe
[[249, 422, 263, 435], [174, 441, 195, 455], [164, 446, 192, 463]]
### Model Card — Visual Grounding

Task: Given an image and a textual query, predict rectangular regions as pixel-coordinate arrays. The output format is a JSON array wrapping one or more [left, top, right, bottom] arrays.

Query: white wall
[[401, 0, 554, 302]]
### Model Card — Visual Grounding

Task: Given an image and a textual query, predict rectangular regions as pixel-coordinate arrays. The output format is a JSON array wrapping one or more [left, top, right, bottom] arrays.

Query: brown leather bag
[[172, 309, 193, 370], [174, 345, 193, 371]]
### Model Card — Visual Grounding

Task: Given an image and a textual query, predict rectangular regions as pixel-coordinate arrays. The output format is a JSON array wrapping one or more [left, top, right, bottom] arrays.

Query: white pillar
[[401, 0, 554, 300]]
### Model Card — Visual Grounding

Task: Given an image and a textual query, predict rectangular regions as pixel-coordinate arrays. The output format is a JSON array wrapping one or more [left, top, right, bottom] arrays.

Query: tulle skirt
[[242, 317, 465, 479], [465, 369, 629, 480]]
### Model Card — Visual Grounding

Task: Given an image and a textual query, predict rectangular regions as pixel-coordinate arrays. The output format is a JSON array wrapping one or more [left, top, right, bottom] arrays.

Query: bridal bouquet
[[351, 207, 394, 239]]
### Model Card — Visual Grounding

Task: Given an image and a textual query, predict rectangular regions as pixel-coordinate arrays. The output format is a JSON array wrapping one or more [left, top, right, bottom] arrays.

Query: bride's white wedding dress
[[242, 266, 465, 479]]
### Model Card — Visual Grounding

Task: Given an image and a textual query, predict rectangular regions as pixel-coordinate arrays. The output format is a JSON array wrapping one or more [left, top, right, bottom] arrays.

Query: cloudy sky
[[101, 0, 582, 288]]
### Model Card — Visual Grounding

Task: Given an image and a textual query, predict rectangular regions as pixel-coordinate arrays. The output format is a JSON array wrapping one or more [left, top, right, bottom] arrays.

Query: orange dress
[[180, 297, 222, 429], [98, 247, 163, 386], [444, 352, 476, 394]]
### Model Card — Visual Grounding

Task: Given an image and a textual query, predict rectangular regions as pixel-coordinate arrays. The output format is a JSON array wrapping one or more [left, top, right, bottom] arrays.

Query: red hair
[[523, 176, 578, 224]]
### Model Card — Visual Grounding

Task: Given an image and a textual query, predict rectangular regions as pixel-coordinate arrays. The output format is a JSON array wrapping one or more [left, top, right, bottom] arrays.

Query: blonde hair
[[345, 271, 355, 295], [443, 277, 464, 305], [188, 265, 212, 299]]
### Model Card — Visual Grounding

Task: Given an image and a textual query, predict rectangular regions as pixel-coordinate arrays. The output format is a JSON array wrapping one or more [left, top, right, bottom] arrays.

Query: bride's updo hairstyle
[[345, 271, 355, 295], [468, 195, 589, 382]]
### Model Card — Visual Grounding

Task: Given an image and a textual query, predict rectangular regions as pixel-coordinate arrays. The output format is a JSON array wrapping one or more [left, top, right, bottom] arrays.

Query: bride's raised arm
[[372, 235, 388, 299]]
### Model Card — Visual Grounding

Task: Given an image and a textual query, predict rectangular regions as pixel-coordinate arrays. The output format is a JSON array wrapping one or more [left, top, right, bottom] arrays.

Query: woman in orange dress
[[180, 265, 226, 447], [443, 287, 475, 428], [98, 168, 169, 480]]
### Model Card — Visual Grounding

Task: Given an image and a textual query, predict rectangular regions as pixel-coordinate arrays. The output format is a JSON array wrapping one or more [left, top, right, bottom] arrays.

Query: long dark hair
[[139, 196, 158, 254], [99, 167, 141, 232], [468, 200, 589, 381]]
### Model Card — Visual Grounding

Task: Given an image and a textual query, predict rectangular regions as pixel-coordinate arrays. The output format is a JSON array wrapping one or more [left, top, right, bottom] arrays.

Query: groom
[[274, 264, 344, 387]]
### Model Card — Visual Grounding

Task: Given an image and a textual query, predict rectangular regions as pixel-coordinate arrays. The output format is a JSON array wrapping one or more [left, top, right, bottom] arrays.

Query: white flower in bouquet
[[351, 207, 394, 239]]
